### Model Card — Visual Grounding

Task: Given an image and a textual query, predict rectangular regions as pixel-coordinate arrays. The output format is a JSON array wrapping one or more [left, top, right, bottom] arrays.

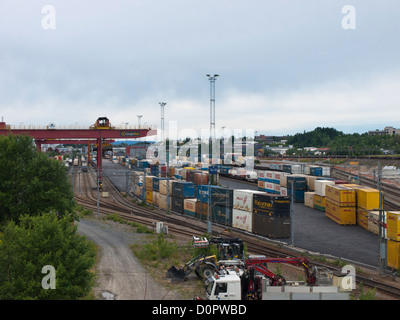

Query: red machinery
[[240, 256, 321, 300]]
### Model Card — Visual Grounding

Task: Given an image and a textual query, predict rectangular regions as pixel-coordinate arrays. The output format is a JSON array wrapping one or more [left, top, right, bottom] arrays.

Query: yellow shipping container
[[356, 207, 369, 229], [258, 180, 265, 189], [325, 185, 356, 207], [145, 175, 155, 190], [387, 211, 400, 241], [325, 199, 356, 225], [146, 190, 153, 204], [387, 239, 400, 270], [313, 194, 325, 211], [357, 188, 380, 210]]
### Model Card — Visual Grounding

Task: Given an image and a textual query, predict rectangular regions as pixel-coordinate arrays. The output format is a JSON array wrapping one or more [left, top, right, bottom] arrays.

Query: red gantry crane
[[0, 117, 157, 188]]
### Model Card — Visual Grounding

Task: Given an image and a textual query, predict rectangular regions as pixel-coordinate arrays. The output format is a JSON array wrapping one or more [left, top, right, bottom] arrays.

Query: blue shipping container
[[152, 177, 166, 192], [172, 181, 196, 198]]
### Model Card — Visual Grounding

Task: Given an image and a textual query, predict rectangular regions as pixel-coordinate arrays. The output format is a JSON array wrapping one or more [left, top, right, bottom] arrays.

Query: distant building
[[368, 126, 400, 136]]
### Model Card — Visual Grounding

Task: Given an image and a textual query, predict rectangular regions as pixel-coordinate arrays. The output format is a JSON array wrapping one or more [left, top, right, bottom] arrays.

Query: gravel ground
[[77, 217, 185, 300]]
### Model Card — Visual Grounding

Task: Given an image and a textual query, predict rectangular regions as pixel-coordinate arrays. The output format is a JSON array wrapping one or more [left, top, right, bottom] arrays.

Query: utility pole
[[290, 180, 294, 246], [96, 168, 100, 217], [377, 161, 386, 273]]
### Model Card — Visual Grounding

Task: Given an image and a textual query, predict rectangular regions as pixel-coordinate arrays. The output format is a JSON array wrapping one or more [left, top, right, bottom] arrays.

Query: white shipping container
[[368, 211, 386, 237], [291, 165, 302, 174], [304, 192, 315, 208], [314, 180, 335, 197], [258, 171, 267, 179], [273, 172, 283, 182], [159, 180, 175, 195], [232, 208, 253, 232], [152, 192, 159, 206], [280, 187, 288, 196], [158, 194, 170, 210], [184, 198, 197, 213], [233, 189, 265, 212], [322, 167, 330, 177], [265, 182, 274, 191]]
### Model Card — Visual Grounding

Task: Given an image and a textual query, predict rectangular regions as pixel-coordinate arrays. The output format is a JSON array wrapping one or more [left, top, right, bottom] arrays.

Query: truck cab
[[205, 270, 242, 300]]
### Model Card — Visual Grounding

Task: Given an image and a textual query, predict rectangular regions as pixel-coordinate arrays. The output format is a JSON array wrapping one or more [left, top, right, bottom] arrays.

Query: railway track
[[331, 167, 400, 210], [72, 164, 400, 300]]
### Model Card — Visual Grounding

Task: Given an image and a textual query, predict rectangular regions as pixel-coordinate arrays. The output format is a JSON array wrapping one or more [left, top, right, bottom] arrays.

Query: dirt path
[[77, 218, 184, 300]]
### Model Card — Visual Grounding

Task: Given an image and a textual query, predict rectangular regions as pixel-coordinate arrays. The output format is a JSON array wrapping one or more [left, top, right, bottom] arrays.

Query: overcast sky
[[1, 1, 399, 139]]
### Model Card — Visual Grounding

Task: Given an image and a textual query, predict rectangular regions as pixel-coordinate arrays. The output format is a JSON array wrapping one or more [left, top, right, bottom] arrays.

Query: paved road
[[77, 218, 182, 300]]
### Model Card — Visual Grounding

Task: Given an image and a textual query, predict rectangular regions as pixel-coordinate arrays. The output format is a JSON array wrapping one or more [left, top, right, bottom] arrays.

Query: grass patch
[[358, 283, 377, 300], [130, 234, 211, 299], [104, 213, 154, 234], [75, 204, 93, 217]]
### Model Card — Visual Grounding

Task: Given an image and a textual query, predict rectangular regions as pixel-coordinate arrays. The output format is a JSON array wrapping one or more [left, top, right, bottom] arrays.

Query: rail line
[[72, 164, 400, 300], [331, 167, 400, 210]]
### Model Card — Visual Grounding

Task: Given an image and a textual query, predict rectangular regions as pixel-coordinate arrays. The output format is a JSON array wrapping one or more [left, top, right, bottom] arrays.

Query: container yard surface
[[103, 161, 380, 268], [220, 177, 379, 267]]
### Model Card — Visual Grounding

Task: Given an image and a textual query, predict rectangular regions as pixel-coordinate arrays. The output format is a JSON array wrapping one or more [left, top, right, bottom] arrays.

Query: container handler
[[166, 236, 245, 281], [205, 256, 349, 300]]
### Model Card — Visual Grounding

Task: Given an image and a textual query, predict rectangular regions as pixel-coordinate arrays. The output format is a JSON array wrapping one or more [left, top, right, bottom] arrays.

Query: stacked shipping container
[[386, 211, 400, 269], [325, 185, 356, 225]]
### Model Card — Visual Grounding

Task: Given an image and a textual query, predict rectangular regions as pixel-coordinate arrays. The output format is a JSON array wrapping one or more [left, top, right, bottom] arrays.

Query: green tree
[[0, 212, 95, 300], [0, 134, 75, 224]]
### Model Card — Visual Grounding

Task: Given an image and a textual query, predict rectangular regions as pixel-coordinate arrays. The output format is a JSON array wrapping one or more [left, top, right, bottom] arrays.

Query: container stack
[[257, 171, 283, 194], [152, 177, 166, 207], [313, 180, 335, 211], [324, 185, 356, 225], [197, 185, 233, 224], [232, 189, 265, 232], [386, 211, 400, 269], [252, 193, 291, 238], [355, 187, 379, 229], [171, 181, 196, 214], [286, 175, 307, 203], [158, 179, 174, 210], [145, 175, 155, 205]]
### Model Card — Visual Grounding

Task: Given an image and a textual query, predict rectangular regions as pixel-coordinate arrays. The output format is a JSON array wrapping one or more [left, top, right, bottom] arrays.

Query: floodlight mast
[[206, 74, 219, 144]]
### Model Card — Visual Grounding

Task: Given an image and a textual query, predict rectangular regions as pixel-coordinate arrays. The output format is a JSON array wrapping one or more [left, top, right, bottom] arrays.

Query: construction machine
[[166, 236, 245, 282], [204, 256, 347, 300]]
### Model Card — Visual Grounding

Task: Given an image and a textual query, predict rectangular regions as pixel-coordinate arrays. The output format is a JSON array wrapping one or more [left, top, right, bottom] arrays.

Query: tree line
[[286, 127, 400, 156], [0, 135, 95, 300]]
